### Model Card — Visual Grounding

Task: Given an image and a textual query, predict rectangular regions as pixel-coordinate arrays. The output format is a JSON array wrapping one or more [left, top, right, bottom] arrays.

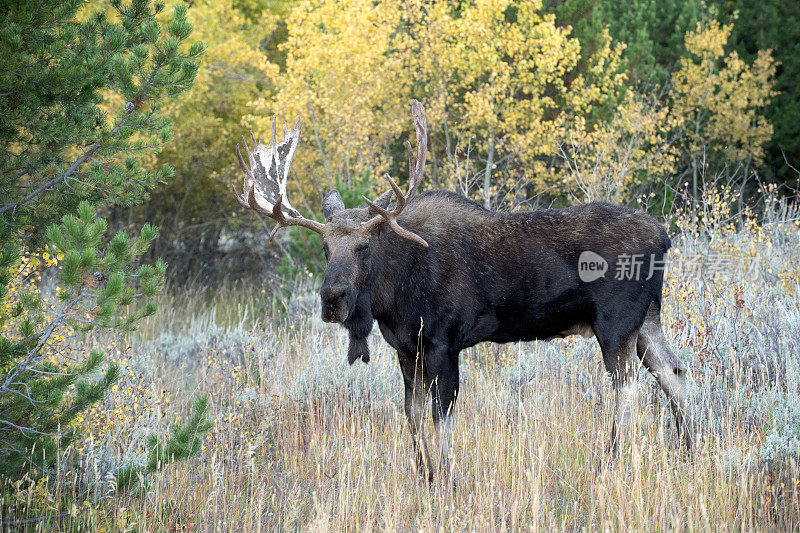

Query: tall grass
[[4, 192, 800, 531]]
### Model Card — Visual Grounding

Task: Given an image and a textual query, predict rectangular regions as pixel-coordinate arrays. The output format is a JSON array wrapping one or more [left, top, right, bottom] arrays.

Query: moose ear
[[322, 189, 345, 221]]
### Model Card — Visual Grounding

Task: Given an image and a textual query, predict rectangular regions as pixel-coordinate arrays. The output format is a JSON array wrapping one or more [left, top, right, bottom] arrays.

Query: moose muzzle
[[320, 284, 351, 323]]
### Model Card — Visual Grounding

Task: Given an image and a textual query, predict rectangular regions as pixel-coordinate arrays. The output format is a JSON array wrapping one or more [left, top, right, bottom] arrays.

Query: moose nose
[[321, 285, 346, 303]]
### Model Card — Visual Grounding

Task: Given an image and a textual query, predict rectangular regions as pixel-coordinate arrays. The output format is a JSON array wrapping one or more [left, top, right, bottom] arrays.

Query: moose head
[[233, 100, 429, 332]]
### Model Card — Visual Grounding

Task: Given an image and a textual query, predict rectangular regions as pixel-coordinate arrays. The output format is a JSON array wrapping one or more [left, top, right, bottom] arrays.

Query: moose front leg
[[402, 372, 433, 482], [397, 339, 459, 484]]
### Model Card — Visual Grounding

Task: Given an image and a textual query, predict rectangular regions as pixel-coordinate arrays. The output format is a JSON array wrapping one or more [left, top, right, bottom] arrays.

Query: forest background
[[110, 0, 797, 279]]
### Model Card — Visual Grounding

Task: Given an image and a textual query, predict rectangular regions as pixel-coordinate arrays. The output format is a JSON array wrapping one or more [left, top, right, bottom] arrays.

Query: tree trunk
[[483, 124, 495, 209], [308, 107, 331, 185]]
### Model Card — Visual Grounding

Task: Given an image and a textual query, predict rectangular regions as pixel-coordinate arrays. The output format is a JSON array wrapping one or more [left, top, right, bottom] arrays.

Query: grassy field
[[5, 196, 800, 531]]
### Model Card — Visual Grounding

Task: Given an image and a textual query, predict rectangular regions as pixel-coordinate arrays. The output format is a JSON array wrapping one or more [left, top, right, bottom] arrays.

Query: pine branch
[[0, 113, 132, 215]]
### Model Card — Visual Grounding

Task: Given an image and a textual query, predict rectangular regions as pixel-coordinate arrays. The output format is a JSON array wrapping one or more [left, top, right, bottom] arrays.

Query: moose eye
[[355, 243, 369, 256]]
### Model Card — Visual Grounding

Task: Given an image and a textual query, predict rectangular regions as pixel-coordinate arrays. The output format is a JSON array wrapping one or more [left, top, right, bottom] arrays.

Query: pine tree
[[0, 0, 208, 479]]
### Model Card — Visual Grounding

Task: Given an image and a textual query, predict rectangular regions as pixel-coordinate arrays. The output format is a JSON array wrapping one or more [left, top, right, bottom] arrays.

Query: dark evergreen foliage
[[0, 0, 208, 481], [115, 394, 213, 491], [717, 0, 800, 184], [544, 0, 705, 85]]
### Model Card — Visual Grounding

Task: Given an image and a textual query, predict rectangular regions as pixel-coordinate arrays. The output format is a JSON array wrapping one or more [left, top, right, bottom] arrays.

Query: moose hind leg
[[403, 374, 433, 482], [637, 303, 693, 451], [597, 332, 641, 459]]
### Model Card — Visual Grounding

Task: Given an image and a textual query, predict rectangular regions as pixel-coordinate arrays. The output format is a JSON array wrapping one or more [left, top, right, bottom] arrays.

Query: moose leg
[[430, 355, 459, 482], [637, 303, 693, 451], [401, 364, 433, 482], [597, 332, 640, 459]]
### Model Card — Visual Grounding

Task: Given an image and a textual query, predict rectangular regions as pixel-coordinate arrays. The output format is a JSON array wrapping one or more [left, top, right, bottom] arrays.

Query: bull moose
[[233, 100, 692, 481]]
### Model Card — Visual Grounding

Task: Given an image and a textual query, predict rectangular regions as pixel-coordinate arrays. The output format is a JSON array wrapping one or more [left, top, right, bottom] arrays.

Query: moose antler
[[233, 116, 324, 240], [362, 100, 429, 247]]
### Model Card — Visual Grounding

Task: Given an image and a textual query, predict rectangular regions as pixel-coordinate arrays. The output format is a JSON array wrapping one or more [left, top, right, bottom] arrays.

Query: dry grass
[[72, 275, 800, 529], [90, 314, 799, 531]]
